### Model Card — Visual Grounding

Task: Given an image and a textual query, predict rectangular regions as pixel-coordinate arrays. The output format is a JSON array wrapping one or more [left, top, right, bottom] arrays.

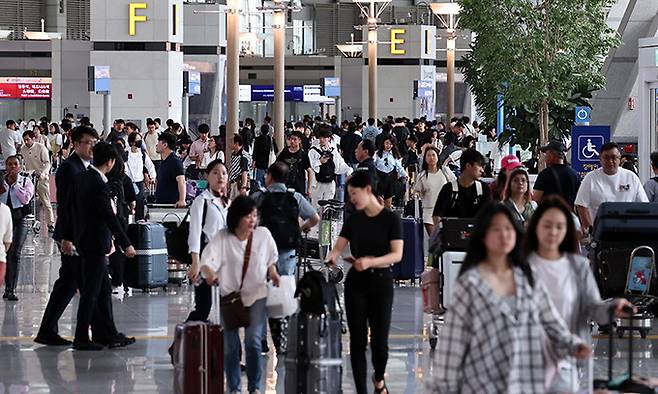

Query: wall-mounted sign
[[0, 77, 52, 99], [183, 70, 201, 96], [88, 66, 111, 93], [390, 29, 406, 55], [323, 77, 341, 97], [240, 84, 335, 103], [413, 79, 434, 98]]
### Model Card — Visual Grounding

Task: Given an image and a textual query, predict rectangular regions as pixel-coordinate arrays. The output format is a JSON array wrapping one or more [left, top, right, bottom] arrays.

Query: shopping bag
[[266, 276, 298, 318]]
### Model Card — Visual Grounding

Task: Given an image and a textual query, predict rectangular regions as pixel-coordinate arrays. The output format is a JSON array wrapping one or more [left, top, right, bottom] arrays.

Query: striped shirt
[[229, 149, 250, 183], [427, 267, 583, 394]]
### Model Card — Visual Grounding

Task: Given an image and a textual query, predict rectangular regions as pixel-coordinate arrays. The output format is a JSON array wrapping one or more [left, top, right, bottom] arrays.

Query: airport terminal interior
[[2, 0, 658, 393]]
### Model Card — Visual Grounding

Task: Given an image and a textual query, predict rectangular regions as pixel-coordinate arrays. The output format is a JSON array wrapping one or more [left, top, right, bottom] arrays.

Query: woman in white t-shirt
[[200, 195, 280, 394], [0, 202, 12, 288], [200, 136, 225, 169], [414, 146, 455, 235], [523, 195, 634, 393]]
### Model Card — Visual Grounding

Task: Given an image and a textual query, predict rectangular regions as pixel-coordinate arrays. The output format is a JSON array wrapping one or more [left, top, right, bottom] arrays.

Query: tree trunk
[[537, 101, 550, 170]]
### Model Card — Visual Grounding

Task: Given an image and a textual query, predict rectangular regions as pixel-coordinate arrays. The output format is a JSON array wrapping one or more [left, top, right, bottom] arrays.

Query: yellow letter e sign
[[390, 29, 406, 55], [129, 3, 148, 36]]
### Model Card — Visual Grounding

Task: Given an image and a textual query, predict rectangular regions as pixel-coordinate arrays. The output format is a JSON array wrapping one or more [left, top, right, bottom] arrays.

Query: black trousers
[[185, 280, 212, 322], [74, 253, 117, 342], [37, 252, 114, 339], [134, 181, 146, 221], [4, 216, 28, 294], [344, 268, 394, 394]]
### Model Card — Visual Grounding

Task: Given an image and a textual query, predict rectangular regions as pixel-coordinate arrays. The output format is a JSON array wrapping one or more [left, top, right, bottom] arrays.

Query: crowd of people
[[0, 111, 655, 393]]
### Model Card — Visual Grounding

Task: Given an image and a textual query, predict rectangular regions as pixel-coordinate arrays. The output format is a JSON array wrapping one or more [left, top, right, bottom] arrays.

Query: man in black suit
[[72, 141, 136, 350], [35, 127, 134, 348], [35, 126, 98, 346]]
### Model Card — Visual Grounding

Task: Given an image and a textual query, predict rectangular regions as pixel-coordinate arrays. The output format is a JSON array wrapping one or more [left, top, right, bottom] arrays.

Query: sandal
[[372, 374, 388, 394]]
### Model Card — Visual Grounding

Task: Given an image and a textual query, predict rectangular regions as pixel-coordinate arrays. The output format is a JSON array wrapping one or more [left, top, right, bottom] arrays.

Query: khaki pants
[[310, 180, 336, 211], [36, 175, 55, 225]]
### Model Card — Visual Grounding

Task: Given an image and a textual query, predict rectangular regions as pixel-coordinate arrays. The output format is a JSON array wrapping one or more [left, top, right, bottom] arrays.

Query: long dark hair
[[459, 202, 534, 287], [523, 195, 579, 256], [421, 146, 442, 178], [376, 133, 401, 160]]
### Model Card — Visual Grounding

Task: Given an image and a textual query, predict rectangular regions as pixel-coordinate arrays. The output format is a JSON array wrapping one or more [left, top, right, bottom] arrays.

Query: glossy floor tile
[[1, 231, 657, 393]]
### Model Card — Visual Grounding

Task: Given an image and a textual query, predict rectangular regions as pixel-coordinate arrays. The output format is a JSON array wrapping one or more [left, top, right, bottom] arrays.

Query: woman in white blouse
[[185, 159, 230, 321], [200, 196, 280, 394], [374, 134, 407, 209], [414, 146, 455, 235], [200, 136, 225, 169]]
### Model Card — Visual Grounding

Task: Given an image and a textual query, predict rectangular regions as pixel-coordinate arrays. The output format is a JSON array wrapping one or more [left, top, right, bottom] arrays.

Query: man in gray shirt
[[251, 161, 320, 355], [644, 151, 658, 202]]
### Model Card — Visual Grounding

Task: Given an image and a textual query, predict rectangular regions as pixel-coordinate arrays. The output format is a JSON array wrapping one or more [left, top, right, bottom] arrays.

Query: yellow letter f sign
[[129, 3, 148, 36]]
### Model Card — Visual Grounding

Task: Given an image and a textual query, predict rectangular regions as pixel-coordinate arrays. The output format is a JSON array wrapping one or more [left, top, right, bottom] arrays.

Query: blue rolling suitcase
[[393, 198, 424, 282], [125, 222, 168, 291]]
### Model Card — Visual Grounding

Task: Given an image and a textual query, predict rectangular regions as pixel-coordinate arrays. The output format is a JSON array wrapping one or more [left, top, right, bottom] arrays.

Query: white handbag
[[266, 276, 297, 318]]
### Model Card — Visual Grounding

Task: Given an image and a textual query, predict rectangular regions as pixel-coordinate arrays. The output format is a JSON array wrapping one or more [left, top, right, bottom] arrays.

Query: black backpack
[[295, 270, 339, 316], [311, 147, 336, 183], [259, 190, 301, 249]]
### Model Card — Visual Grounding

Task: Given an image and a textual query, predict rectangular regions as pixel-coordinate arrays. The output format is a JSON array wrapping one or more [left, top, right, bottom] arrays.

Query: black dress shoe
[[34, 335, 73, 346], [73, 341, 104, 351], [5, 293, 18, 301], [2, 293, 7, 299], [94, 333, 136, 348]]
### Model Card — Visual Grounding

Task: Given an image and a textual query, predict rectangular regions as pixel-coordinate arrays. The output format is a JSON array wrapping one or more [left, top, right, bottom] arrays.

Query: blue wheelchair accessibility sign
[[577, 135, 603, 162], [571, 125, 610, 179]]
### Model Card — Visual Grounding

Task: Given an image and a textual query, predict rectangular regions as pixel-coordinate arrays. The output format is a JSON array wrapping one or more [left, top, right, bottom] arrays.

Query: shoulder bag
[[220, 233, 253, 330]]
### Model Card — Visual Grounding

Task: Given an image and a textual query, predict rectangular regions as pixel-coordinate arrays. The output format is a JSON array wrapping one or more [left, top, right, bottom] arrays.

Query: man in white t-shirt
[[0, 120, 22, 160], [574, 142, 648, 233]]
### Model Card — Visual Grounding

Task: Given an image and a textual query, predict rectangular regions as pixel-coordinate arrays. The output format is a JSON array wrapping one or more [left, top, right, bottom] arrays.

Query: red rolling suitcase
[[173, 285, 224, 394]]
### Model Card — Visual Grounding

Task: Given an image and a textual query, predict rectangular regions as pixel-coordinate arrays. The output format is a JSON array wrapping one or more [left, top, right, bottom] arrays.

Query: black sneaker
[[2, 293, 7, 299], [5, 293, 18, 301]]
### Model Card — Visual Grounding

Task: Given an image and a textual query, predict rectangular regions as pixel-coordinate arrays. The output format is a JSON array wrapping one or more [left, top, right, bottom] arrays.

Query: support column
[[226, 0, 240, 163], [181, 93, 189, 131], [273, 10, 286, 152], [446, 39, 455, 121], [102, 92, 111, 137], [367, 28, 378, 120]]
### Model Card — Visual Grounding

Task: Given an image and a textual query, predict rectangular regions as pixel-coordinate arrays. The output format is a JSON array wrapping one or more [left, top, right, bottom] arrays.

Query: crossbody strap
[[239, 233, 253, 291]]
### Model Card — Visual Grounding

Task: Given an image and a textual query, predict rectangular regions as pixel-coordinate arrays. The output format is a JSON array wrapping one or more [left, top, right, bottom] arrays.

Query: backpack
[[311, 147, 336, 183], [259, 190, 301, 249], [448, 179, 483, 211], [295, 270, 339, 316]]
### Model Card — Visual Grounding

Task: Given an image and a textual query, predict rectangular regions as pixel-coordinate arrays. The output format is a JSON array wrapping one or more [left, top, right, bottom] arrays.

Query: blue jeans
[[255, 168, 267, 189], [277, 249, 297, 276], [223, 297, 267, 392]]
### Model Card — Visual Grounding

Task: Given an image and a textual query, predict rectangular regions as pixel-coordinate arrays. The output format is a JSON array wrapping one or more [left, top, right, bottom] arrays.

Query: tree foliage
[[459, 0, 620, 151]]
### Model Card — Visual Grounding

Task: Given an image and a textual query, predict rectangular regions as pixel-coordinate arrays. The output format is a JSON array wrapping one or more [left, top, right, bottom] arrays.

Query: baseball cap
[[501, 154, 523, 171], [539, 140, 567, 154]]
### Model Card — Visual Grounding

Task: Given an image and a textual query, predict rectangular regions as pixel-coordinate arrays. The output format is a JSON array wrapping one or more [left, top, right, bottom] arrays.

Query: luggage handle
[[211, 283, 221, 325]]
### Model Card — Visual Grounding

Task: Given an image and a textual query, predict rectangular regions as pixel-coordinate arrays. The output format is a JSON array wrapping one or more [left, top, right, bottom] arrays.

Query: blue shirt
[[155, 152, 185, 204]]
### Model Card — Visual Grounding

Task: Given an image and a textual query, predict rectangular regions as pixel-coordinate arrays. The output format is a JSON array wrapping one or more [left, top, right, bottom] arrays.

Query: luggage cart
[[615, 246, 656, 339], [317, 199, 345, 283], [146, 204, 190, 286]]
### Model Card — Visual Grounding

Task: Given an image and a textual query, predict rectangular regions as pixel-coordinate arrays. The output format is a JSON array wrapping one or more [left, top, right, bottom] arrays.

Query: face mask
[[134, 140, 143, 148]]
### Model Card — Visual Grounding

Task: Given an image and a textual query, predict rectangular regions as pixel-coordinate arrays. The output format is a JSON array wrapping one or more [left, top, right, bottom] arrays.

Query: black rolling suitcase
[[124, 222, 168, 291], [284, 312, 343, 394], [286, 270, 343, 393]]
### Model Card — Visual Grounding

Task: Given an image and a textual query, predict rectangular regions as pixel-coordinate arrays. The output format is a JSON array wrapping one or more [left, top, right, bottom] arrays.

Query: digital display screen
[[627, 255, 653, 293], [251, 85, 303, 102], [0, 77, 52, 99]]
